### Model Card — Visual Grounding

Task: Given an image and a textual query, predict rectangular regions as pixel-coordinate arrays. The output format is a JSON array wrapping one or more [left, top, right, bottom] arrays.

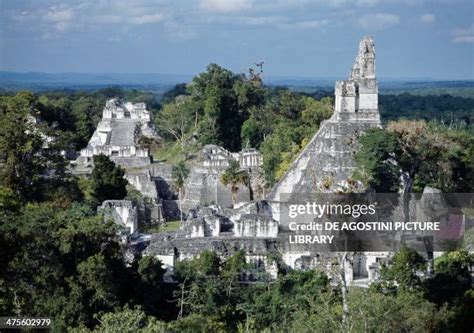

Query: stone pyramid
[[267, 36, 381, 203]]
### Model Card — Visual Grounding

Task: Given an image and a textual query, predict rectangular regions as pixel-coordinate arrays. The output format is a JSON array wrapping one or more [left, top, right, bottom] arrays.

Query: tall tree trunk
[[181, 139, 188, 160], [178, 278, 187, 319], [231, 188, 237, 207]]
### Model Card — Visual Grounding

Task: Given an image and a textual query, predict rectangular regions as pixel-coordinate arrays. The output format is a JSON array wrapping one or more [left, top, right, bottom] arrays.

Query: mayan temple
[[268, 36, 381, 204], [73, 98, 160, 172]]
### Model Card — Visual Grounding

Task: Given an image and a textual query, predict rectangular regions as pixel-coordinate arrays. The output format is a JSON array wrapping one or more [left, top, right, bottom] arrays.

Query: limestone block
[[234, 214, 278, 238], [227, 201, 273, 223], [203, 214, 221, 237], [359, 93, 378, 111], [125, 170, 158, 198], [281, 252, 312, 268], [100, 200, 138, 235], [184, 218, 205, 238]]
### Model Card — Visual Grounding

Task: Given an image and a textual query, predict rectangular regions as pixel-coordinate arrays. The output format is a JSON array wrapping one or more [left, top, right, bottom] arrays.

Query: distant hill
[[0, 71, 473, 97], [0, 71, 193, 92]]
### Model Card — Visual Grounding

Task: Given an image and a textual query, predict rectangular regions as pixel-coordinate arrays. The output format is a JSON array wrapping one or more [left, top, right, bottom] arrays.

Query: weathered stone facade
[[141, 36, 393, 285], [100, 200, 138, 235], [202, 145, 262, 169], [267, 35, 381, 206], [86, 37, 452, 287], [151, 146, 264, 218], [72, 98, 160, 172]]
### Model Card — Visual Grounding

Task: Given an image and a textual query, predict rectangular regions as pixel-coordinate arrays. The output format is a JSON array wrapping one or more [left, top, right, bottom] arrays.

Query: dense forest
[[0, 65, 473, 331], [3, 64, 472, 188]]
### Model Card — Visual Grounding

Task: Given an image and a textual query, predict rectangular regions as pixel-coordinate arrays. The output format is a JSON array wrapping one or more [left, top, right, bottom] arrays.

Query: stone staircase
[[267, 113, 381, 201], [108, 120, 138, 146]]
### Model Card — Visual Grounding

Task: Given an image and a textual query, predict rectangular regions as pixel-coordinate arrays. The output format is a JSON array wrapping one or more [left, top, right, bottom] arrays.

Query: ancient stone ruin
[[70, 98, 265, 228], [76, 36, 448, 287], [73, 98, 160, 172], [100, 200, 138, 235], [153, 145, 264, 216], [141, 36, 393, 285], [268, 35, 381, 205], [202, 144, 262, 169]]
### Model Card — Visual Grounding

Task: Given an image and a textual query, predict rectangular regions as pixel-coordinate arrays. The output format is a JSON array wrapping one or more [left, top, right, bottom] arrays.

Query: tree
[[220, 160, 249, 207], [301, 96, 333, 127], [168, 313, 226, 332], [76, 254, 119, 310], [134, 256, 167, 316], [260, 121, 302, 185], [156, 97, 196, 159], [171, 161, 190, 222], [70, 96, 98, 148], [354, 120, 473, 193], [0, 202, 131, 331], [137, 256, 165, 286], [387, 120, 473, 192], [189, 63, 263, 151], [354, 127, 401, 192], [277, 89, 305, 120], [241, 116, 263, 149], [71, 305, 166, 333], [173, 251, 223, 319], [190, 64, 240, 150], [90, 155, 128, 205], [379, 247, 427, 291], [222, 251, 248, 296], [0, 186, 21, 214], [0, 92, 47, 201], [343, 288, 441, 333], [162, 83, 188, 104], [425, 250, 473, 305]]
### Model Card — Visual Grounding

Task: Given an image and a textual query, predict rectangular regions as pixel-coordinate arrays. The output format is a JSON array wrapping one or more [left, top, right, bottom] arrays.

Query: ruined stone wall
[[125, 170, 159, 198], [72, 98, 160, 173], [100, 200, 138, 235], [150, 163, 254, 218], [267, 36, 381, 209]]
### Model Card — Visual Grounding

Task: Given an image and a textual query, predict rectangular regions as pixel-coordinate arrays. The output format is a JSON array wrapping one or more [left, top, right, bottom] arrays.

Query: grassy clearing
[[152, 141, 201, 165], [152, 141, 184, 164], [146, 219, 181, 234]]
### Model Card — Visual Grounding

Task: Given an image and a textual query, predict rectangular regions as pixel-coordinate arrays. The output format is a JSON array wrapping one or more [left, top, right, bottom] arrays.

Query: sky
[[0, 0, 473, 80]]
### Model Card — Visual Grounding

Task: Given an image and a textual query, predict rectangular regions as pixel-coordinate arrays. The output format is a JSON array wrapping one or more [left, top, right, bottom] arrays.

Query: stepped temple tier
[[268, 35, 381, 205], [72, 98, 160, 172]]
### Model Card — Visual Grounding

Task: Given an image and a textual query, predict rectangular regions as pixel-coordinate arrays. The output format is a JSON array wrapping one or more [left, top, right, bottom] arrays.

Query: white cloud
[[358, 13, 400, 30], [163, 20, 198, 41], [15, 1, 170, 38], [452, 23, 474, 43], [452, 36, 474, 43], [420, 13, 435, 24], [453, 23, 474, 37], [237, 16, 285, 26], [355, 0, 379, 6], [94, 15, 123, 24], [44, 8, 74, 23], [199, 0, 253, 13], [314, 0, 379, 7], [43, 7, 75, 32], [129, 14, 164, 25], [279, 19, 330, 30], [209, 14, 328, 30]]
